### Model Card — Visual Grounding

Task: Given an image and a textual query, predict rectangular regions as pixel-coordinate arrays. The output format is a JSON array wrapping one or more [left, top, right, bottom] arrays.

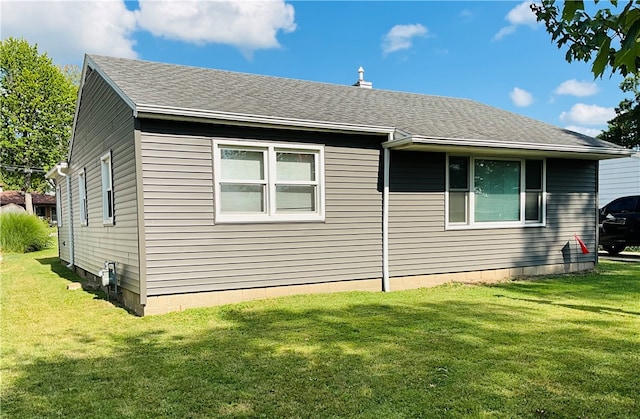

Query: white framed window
[[55, 185, 62, 226], [446, 155, 546, 229], [100, 151, 114, 225], [77, 168, 88, 226], [213, 140, 325, 223]]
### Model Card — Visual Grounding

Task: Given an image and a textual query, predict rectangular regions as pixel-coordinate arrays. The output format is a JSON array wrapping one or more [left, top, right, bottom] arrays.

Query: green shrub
[[0, 212, 53, 253]]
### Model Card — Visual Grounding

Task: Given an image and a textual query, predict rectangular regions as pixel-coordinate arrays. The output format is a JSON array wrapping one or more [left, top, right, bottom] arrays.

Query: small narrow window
[[100, 151, 114, 225], [525, 159, 543, 222], [448, 156, 469, 223], [78, 168, 88, 225], [55, 185, 62, 226]]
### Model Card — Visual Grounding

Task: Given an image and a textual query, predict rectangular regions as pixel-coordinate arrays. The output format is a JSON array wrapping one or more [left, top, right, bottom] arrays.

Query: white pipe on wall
[[65, 175, 74, 268], [382, 146, 390, 292], [53, 164, 74, 269]]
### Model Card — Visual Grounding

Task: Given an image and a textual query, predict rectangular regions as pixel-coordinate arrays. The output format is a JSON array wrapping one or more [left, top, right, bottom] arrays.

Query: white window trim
[[100, 151, 114, 226], [445, 155, 546, 230], [78, 168, 88, 226], [213, 139, 325, 223], [55, 185, 62, 226]]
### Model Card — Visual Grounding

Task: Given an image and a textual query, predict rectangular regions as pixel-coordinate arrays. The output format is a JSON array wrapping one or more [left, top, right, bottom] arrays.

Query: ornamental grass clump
[[0, 212, 52, 253]]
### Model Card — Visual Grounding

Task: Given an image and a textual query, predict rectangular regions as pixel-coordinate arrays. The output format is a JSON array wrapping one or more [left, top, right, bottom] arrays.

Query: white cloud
[[506, 1, 538, 26], [382, 24, 428, 55], [564, 125, 603, 138], [1, 0, 297, 63], [559, 103, 615, 125], [493, 26, 517, 40], [0, 0, 138, 63], [554, 79, 599, 97], [510, 87, 534, 107], [459, 9, 475, 23], [493, 1, 538, 41], [136, 0, 296, 54]]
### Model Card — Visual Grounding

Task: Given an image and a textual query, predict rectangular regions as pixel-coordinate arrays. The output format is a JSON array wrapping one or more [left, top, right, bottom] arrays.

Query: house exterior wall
[[387, 151, 596, 278], [599, 154, 640, 207], [136, 121, 598, 310], [66, 69, 140, 295], [139, 121, 385, 297]]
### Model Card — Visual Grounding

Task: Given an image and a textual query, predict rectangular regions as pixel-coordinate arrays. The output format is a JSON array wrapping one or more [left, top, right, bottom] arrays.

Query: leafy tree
[[0, 37, 77, 194], [531, 0, 640, 78], [598, 73, 640, 148], [59, 64, 82, 86]]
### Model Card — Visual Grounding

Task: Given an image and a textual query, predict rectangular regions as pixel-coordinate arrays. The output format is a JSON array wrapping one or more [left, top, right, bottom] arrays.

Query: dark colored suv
[[599, 195, 640, 255]]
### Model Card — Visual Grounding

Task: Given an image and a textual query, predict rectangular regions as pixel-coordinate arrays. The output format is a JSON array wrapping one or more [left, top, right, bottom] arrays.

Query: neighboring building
[[0, 203, 27, 214], [0, 190, 57, 222], [47, 55, 631, 316], [599, 152, 640, 207]]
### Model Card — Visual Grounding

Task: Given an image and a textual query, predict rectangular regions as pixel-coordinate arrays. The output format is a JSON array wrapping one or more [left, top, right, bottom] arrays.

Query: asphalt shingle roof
[[88, 55, 624, 154]]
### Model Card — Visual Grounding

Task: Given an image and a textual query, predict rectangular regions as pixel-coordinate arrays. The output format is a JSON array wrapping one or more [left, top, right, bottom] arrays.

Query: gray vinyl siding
[[67, 69, 139, 293], [140, 129, 384, 296], [599, 154, 640, 207], [388, 152, 597, 278]]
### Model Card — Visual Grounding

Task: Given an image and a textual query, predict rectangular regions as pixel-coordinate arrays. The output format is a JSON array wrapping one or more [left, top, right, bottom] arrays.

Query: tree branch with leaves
[[598, 73, 639, 148], [532, 1, 639, 147], [531, 0, 640, 78], [0, 38, 78, 193]]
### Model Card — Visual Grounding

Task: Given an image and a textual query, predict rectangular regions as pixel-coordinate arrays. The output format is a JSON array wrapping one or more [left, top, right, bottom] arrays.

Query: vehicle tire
[[604, 244, 626, 255]]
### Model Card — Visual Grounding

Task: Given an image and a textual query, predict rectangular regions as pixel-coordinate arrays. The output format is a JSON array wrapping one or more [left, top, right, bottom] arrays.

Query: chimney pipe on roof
[[353, 66, 372, 89]]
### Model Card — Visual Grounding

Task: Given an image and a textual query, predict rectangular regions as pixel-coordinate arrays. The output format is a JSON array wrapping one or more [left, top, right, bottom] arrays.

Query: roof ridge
[[87, 54, 476, 103]]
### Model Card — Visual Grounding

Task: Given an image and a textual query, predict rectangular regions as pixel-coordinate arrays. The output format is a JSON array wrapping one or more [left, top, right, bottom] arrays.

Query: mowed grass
[[1, 248, 639, 418]]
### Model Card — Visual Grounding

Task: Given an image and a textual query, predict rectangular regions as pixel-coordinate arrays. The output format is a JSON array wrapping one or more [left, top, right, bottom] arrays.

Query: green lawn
[[1, 248, 639, 418]]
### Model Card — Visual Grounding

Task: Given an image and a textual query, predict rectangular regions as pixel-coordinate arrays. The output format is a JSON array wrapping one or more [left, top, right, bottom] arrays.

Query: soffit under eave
[[384, 139, 633, 160]]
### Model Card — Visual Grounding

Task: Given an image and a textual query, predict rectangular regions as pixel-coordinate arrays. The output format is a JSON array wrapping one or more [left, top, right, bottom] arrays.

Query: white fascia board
[[85, 56, 137, 112], [383, 135, 633, 159], [67, 56, 138, 163], [65, 62, 87, 162], [135, 104, 396, 135]]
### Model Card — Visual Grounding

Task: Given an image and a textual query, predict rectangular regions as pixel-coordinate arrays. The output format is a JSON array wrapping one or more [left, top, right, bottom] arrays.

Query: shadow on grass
[[5, 258, 637, 417], [496, 295, 640, 317], [491, 260, 640, 302], [3, 293, 639, 418], [36, 257, 79, 282], [35, 256, 120, 307]]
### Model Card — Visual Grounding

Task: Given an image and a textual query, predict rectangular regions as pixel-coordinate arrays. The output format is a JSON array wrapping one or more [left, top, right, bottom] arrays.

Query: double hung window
[[100, 151, 114, 225], [214, 140, 324, 222], [447, 156, 545, 228], [78, 168, 88, 225], [55, 185, 62, 226]]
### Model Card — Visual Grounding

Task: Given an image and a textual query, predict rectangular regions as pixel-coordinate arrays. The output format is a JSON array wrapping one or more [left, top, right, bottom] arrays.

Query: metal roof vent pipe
[[353, 66, 372, 89]]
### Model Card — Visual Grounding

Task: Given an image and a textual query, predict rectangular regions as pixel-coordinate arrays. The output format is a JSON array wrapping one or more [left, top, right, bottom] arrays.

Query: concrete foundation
[[139, 261, 595, 316]]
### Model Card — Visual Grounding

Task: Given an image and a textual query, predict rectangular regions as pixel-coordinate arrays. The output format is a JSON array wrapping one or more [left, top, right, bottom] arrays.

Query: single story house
[[0, 190, 57, 222], [47, 55, 631, 316], [599, 151, 640, 207]]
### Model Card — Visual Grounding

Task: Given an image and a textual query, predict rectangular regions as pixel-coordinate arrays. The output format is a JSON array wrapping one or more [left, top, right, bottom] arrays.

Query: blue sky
[[1, 0, 627, 137]]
